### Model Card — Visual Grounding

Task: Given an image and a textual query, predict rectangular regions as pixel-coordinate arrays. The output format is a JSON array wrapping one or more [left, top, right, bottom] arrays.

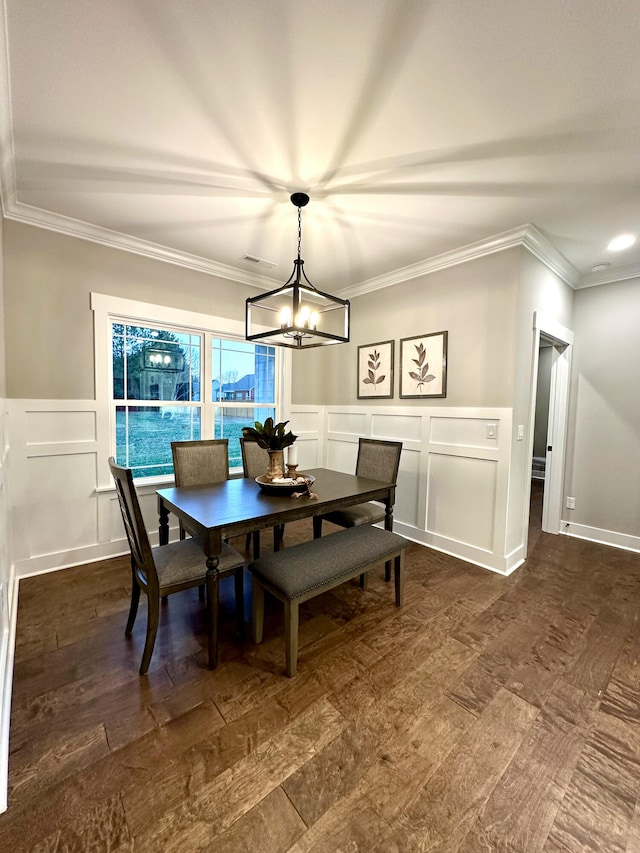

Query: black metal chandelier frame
[[245, 193, 350, 350]]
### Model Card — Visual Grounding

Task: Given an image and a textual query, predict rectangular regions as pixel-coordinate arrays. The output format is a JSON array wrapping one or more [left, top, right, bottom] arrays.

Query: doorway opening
[[526, 313, 573, 553]]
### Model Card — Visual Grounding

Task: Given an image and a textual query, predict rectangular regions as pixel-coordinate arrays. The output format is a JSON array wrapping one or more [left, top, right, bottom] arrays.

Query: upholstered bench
[[249, 524, 407, 676]]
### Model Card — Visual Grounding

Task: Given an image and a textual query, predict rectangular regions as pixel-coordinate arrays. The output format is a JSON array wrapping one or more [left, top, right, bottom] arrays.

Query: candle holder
[[286, 463, 299, 478]]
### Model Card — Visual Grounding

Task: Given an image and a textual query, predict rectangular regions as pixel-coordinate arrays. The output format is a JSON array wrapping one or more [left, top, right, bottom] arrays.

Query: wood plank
[[9, 723, 110, 802], [370, 688, 539, 852], [205, 786, 306, 853], [458, 680, 599, 852], [128, 698, 346, 850], [544, 702, 640, 852]]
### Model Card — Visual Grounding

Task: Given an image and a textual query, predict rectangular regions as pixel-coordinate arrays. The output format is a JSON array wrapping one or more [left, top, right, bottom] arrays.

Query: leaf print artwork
[[408, 342, 436, 392], [400, 332, 447, 399], [362, 348, 386, 392], [357, 341, 394, 399]]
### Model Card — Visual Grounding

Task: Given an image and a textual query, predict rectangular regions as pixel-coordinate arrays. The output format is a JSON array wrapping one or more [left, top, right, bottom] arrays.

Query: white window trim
[[92, 292, 291, 489]]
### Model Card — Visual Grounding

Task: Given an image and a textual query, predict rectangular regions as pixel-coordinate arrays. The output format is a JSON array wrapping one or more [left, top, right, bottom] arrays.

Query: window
[[94, 294, 283, 481]]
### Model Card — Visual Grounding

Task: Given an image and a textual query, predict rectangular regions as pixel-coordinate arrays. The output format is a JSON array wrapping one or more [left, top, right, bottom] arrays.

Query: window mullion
[[202, 330, 213, 438]]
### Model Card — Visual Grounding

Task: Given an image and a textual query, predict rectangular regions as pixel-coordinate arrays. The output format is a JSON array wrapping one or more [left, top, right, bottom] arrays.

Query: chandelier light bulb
[[279, 306, 291, 327]]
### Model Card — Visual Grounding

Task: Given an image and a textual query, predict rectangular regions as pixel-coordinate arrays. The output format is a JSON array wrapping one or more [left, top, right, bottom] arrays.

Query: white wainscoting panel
[[26, 453, 99, 557], [327, 411, 368, 436], [326, 438, 360, 473], [426, 453, 497, 552], [26, 409, 97, 445], [291, 409, 321, 434], [296, 438, 319, 470], [371, 413, 422, 442], [430, 416, 500, 449], [395, 447, 421, 528]]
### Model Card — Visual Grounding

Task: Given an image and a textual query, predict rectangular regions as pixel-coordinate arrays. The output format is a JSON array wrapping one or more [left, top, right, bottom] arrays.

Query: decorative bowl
[[255, 474, 315, 495]]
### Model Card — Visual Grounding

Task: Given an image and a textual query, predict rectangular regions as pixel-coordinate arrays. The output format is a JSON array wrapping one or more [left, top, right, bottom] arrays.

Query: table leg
[[158, 500, 170, 546], [205, 554, 220, 669]]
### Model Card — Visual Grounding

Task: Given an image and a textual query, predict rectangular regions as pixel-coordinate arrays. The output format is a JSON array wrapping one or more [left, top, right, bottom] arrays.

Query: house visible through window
[[112, 322, 276, 478]]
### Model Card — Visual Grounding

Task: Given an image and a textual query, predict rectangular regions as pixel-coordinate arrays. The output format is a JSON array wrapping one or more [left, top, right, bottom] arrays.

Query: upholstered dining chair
[[239, 437, 284, 555], [108, 457, 245, 675], [313, 438, 402, 581], [171, 439, 230, 539]]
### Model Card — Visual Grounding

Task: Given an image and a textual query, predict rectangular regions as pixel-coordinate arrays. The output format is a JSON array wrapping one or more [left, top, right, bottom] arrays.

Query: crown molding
[[575, 260, 640, 289], [3, 200, 283, 290], [342, 224, 582, 299], [7, 195, 635, 299], [0, 4, 17, 216]]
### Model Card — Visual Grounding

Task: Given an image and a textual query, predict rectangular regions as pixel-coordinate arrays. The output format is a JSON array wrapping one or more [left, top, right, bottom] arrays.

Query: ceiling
[[1, 0, 640, 296]]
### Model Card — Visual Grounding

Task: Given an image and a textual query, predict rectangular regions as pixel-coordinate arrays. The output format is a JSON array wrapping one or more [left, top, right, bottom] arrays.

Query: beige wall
[[565, 276, 640, 536], [292, 248, 522, 407], [3, 221, 256, 399]]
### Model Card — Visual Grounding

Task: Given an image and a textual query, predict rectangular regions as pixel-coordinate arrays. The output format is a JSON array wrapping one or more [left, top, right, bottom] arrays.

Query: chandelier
[[245, 193, 350, 349]]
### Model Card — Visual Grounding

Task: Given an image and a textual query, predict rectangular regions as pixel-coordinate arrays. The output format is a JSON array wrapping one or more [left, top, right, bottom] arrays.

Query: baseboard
[[561, 520, 640, 554], [0, 574, 19, 814], [391, 521, 517, 575]]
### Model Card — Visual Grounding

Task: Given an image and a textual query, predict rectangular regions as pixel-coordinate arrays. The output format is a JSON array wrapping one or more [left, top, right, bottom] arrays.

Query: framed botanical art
[[400, 331, 448, 398], [357, 340, 394, 399]]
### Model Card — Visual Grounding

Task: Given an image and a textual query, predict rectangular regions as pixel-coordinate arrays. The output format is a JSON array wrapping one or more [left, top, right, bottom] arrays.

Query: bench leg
[[394, 552, 404, 607], [284, 599, 299, 677], [313, 516, 323, 539], [252, 576, 265, 644], [359, 572, 368, 589], [234, 567, 245, 640]]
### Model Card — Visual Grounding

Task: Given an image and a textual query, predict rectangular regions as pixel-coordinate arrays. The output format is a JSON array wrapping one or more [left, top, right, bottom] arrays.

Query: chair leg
[[384, 560, 391, 582], [252, 576, 265, 644], [313, 516, 323, 539], [234, 567, 245, 639], [140, 593, 160, 675], [284, 599, 299, 677], [125, 562, 140, 635], [394, 552, 404, 607], [359, 572, 368, 589], [206, 567, 220, 670]]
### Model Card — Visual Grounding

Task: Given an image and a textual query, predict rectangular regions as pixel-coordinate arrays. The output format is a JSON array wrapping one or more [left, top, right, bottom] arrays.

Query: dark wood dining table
[[156, 467, 396, 667]]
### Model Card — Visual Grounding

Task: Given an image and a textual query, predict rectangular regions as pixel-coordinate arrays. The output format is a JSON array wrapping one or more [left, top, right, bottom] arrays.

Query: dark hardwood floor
[[2, 480, 640, 851]]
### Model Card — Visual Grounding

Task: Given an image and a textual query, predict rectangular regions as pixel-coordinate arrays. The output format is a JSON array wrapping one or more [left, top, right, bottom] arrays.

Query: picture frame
[[357, 339, 394, 399], [400, 331, 448, 398]]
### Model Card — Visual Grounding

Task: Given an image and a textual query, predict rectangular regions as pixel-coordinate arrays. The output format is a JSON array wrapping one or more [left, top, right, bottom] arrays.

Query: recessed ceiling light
[[591, 263, 610, 273], [607, 233, 636, 251]]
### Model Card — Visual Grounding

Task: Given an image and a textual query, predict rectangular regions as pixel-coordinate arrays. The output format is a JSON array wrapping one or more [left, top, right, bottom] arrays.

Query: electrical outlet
[[566, 496, 576, 509]]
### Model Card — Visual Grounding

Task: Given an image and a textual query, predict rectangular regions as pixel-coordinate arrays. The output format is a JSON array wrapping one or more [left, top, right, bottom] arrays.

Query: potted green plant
[[242, 418, 298, 480]]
